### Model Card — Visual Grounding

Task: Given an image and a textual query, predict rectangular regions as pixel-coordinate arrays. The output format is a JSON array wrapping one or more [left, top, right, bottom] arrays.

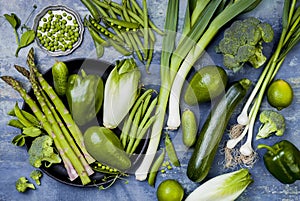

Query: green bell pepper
[[257, 140, 300, 184], [66, 69, 104, 126]]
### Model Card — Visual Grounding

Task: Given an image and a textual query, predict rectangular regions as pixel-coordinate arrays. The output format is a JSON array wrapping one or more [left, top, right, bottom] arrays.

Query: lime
[[184, 65, 228, 105], [267, 79, 293, 110], [156, 179, 184, 201]]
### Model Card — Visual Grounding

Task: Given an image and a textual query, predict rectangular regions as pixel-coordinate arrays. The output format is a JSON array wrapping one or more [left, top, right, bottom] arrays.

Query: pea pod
[[84, 126, 131, 171], [148, 149, 166, 187], [104, 17, 140, 30], [165, 133, 180, 167]]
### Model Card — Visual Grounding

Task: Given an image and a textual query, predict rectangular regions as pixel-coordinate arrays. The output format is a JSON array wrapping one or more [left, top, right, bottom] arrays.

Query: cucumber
[[52, 61, 69, 96], [187, 78, 251, 182], [84, 126, 131, 171], [182, 109, 197, 147]]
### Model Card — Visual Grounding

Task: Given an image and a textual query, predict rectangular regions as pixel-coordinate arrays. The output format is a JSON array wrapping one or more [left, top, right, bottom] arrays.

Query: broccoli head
[[256, 110, 286, 139], [216, 17, 274, 72], [28, 135, 61, 168], [30, 170, 43, 185], [16, 177, 35, 193]]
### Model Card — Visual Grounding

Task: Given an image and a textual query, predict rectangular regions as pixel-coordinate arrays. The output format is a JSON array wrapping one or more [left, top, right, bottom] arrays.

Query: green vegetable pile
[[3, 0, 300, 199], [36, 9, 81, 52], [81, 0, 163, 71], [2, 49, 95, 186]]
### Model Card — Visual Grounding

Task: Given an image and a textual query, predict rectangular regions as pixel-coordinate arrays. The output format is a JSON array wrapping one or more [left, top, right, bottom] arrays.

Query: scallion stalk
[[230, 0, 300, 159]]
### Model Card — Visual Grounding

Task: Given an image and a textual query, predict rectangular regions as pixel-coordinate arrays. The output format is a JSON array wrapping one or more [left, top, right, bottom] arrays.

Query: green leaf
[[22, 127, 42, 137], [7, 119, 25, 129], [4, 13, 21, 29], [19, 30, 35, 48], [11, 134, 25, 146], [15, 29, 35, 56]]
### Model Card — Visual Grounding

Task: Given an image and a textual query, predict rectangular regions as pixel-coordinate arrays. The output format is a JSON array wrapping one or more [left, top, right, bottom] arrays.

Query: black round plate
[[23, 58, 149, 187]]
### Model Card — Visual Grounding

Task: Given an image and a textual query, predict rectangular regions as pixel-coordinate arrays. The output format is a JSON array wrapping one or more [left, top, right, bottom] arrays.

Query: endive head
[[185, 168, 253, 201], [103, 58, 141, 129]]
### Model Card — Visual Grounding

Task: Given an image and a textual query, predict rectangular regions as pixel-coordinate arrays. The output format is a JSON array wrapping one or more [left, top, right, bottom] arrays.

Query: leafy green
[[3, 13, 35, 57], [4, 13, 21, 29], [15, 29, 35, 56]]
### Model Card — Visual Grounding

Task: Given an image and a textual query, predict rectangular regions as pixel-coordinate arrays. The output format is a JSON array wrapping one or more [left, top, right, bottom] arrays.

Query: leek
[[103, 58, 141, 129], [185, 168, 253, 201], [135, 0, 179, 181], [167, 0, 261, 129]]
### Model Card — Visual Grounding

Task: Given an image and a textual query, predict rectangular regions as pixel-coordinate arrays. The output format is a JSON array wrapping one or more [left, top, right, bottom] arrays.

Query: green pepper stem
[[80, 69, 87, 77], [257, 144, 276, 153]]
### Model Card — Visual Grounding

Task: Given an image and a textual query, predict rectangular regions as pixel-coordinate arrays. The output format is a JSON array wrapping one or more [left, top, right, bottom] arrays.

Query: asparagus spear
[[14, 65, 94, 177], [0, 76, 80, 182], [28, 72, 91, 185], [26, 48, 95, 164]]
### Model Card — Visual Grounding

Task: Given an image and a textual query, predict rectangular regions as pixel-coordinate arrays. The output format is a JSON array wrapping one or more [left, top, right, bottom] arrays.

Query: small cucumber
[[84, 126, 131, 171], [187, 79, 251, 182], [182, 109, 197, 147], [52, 61, 69, 96]]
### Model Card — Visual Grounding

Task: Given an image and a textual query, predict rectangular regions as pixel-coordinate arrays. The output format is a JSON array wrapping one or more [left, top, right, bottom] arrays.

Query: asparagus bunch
[[1, 48, 94, 185]]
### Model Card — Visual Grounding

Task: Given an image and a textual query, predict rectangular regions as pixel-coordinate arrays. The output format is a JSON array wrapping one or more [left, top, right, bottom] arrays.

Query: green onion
[[103, 58, 141, 129], [167, 0, 260, 129], [185, 168, 253, 201], [230, 0, 300, 159]]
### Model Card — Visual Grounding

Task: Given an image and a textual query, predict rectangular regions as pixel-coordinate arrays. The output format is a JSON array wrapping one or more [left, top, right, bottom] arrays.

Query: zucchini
[[187, 78, 251, 182]]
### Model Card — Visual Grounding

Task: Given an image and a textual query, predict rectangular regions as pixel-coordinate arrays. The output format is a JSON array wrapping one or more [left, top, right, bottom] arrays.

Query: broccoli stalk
[[28, 135, 62, 168], [256, 110, 285, 139], [16, 177, 35, 193], [216, 17, 274, 72], [30, 170, 43, 186]]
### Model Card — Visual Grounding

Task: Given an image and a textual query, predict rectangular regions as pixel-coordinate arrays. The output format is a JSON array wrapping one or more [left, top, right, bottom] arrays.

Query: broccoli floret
[[30, 170, 43, 186], [28, 135, 61, 168], [16, 177, 35, 193], [217, 17, 274, 72], [256, 110, 286, 139]]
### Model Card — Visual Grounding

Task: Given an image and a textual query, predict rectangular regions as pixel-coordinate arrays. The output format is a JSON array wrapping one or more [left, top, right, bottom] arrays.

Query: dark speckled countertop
[[0, 0, 299, 200]]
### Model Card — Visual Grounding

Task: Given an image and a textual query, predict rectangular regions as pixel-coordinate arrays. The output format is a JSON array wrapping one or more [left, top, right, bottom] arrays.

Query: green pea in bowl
[[33, 5, 84, 56]]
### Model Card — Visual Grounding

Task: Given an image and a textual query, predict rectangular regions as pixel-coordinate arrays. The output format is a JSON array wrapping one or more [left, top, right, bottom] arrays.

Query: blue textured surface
[[0, 0, 299, 200]]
